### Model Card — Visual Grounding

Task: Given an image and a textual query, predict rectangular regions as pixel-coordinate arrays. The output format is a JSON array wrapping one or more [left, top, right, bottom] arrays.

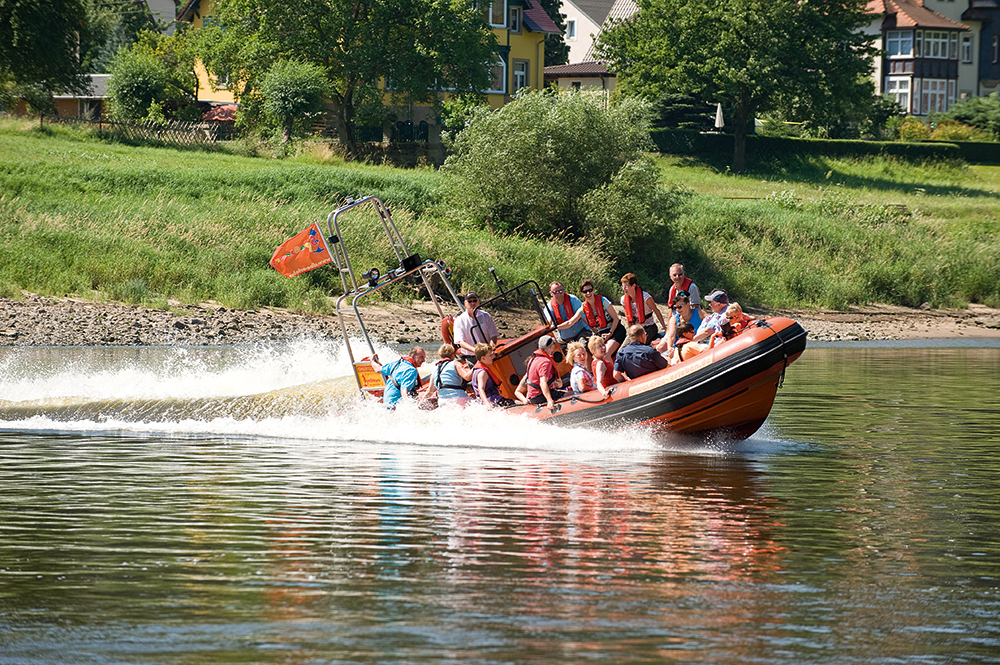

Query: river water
[[1, 340, 998, 664]]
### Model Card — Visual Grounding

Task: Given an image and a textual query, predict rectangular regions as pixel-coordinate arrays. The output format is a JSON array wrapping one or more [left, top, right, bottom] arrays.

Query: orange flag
[[269, 223, 333, 278]]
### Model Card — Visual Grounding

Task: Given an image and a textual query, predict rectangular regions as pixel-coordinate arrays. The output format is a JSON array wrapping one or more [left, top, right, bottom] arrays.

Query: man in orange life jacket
[[370, 347, 427, 409], [668, 263, 701, 310], [543, 281, 591, 344]]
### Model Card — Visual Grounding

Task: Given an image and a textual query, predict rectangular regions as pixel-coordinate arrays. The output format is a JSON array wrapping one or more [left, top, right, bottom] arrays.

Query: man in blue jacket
[[613, 325, 668, 381], [371, 347, 427, 408]]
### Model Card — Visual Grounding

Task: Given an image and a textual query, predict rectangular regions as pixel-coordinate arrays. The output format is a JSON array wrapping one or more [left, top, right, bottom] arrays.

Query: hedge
[[649, 129, 1000, 163]]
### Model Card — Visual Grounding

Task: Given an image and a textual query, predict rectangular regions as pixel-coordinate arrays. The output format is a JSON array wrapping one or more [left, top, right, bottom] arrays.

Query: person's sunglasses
[[550, 289, 564, 295], [581, 288, 594, 294], [467, 298, 479, 304]]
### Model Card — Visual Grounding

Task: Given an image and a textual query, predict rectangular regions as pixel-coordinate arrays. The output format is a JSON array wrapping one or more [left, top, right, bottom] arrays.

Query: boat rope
[[755, 319, 789, 389], [569, 394, 610, 405]]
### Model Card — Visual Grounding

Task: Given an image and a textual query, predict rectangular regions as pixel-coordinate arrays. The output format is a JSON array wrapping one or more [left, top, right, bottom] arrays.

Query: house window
[[920, 78, 948, 114], [994, 35, 999, 64], [918, 31, 951, 59], [513, 60, 529, 92], [962, 36, 973, 63], [566, 18, 577, 41], [886, 77, 910, 112], [949, 33, 958, 59], [886, 30, 912, 57], [571, 81, 582, 91], [488, 57, 506, 94], [509, 6, 521, 33], [479, 0, 506, 28]]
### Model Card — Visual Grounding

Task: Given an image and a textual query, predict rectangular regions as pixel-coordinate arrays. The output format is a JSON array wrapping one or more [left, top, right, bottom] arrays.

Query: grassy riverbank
[[1, 117, 998, 312]]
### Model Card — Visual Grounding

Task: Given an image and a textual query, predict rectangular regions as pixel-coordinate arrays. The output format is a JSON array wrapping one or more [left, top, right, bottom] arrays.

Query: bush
[[930, 120, 994, 143], [932, 92, 1000, 140], [440, 90, 668, 260], [259, 59, 330, 145], [106, 30, 196, 122], [897, 117, 931, 141]]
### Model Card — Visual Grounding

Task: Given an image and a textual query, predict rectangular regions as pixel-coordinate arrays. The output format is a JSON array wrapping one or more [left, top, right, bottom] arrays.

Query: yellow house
[[176, 0, 237, 106], [479, 0, 562, 108], [176, 0, 561, 115]]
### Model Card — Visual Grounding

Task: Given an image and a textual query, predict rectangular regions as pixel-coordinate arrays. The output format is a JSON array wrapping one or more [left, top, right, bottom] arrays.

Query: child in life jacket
[[567, 340, 597, 394], [671, 322, 708, 365]]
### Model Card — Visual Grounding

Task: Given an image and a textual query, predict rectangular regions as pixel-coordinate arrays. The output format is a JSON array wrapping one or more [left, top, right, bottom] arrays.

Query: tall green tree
[[106, 29, 198, 122], [595, 0, 877, 173], [536, 0, 569, 67], [0, 0, 89, 98], [259, 60, 330, 144], [199, 0, 498, 156], [81, 0, 161, 74]]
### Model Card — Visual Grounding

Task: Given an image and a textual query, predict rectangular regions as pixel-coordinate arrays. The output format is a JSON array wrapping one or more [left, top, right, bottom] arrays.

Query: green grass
[[1, 116, 998, 313], [655, 153, 1000, 308]]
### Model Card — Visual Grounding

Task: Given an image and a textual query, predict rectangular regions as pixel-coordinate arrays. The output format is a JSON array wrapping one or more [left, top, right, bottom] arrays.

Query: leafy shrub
[[441, 90, 666, 259], [932, 92, 1000, 140], [930, 120, 994, 143], [259, 59, 330, 145], [106, 30, 196, 122], [897, 117, 931, 141], [579, 157, 689, 255]]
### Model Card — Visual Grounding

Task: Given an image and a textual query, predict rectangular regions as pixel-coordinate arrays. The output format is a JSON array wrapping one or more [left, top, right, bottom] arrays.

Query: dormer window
[[478, 0, 507, 29], [509, 6, 521, 33]]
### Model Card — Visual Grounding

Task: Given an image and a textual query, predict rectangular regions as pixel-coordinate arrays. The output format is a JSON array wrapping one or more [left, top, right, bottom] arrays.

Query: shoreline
[[2, 295, 999, 348]]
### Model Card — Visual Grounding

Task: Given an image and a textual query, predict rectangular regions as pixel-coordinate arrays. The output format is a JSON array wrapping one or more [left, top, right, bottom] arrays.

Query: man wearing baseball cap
[[515, 335, 564, 409], [693, 290, 730, 343]]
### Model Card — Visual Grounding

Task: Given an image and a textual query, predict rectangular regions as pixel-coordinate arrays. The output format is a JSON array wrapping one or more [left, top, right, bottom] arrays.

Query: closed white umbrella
[[714, 103, 724, 130]]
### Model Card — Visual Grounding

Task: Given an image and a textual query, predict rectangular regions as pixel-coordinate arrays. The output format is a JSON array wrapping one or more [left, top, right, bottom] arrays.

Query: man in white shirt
[[453, 292, 499, 361]]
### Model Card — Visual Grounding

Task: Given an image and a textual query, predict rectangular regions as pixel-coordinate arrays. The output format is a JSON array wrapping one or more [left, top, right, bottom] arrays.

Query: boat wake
[[0, 340, 775, 454]]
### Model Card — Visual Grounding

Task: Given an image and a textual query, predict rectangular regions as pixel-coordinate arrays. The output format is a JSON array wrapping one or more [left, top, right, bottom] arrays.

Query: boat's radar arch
[[320, 196, 463, 389]]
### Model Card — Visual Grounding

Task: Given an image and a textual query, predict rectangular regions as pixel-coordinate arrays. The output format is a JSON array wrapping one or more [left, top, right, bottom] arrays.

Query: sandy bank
[[2, 295, 999, 348]]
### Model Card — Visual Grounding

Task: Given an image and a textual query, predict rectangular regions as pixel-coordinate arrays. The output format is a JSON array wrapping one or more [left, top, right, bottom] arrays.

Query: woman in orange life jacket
[[587, 334, 617, 396], [551, 279, 625, 356], [619, 272, 667, 342], [472, 343, 517, 408]]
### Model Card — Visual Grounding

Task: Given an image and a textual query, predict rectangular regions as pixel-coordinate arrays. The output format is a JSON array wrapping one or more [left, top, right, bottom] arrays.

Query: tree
[[199, 0, 498, 156], [259, 60, 330, 144], [535, 0, 569, 67], [441, 90, 683, 260], [0, 0, 89, 98], [106, 30, 198, 122], [81, 0, 161, 74], [595, 0, 877, 173]]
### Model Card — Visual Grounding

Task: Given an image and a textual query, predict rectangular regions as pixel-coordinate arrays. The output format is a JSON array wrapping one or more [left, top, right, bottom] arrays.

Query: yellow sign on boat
[[354, 362, 384, 391]]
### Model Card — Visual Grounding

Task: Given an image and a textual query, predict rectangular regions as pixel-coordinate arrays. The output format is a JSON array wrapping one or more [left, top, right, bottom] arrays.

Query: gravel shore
[[2, 295, 999, 348]]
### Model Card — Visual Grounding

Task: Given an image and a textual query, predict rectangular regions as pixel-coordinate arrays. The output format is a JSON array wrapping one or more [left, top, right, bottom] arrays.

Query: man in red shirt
[[517, 335, 564, 409]]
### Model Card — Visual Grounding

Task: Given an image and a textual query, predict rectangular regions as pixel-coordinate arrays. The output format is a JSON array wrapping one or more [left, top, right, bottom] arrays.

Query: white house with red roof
[[865, 0, 984, 115]]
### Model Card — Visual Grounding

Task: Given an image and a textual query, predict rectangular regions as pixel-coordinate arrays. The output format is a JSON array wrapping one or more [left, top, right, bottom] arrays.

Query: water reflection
[[1, 345, 999, 663]]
